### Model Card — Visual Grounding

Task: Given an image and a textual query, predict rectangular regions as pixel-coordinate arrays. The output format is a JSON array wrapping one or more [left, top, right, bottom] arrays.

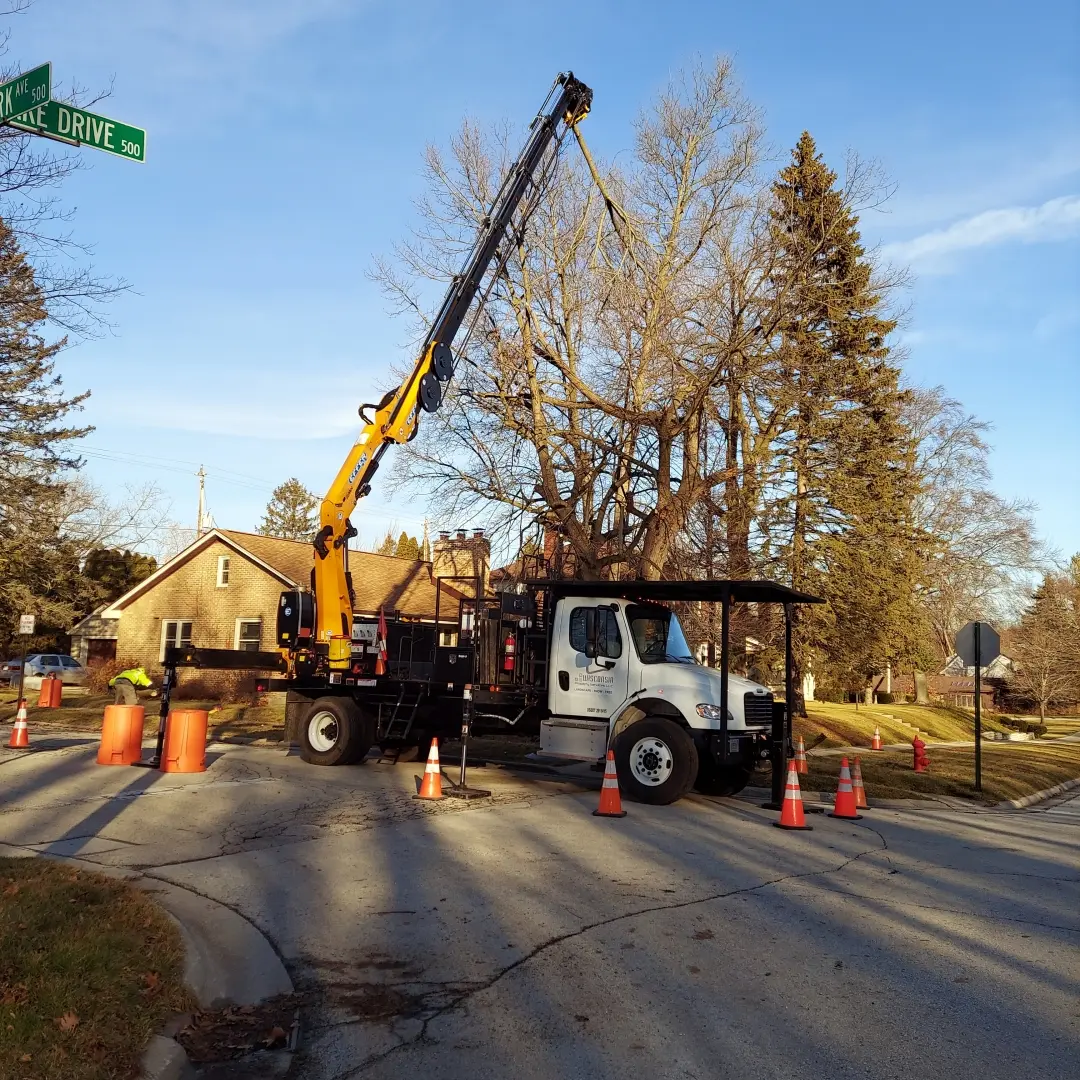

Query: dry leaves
[[55, 1011, 79, 1032], [143, 971, 160, 993]]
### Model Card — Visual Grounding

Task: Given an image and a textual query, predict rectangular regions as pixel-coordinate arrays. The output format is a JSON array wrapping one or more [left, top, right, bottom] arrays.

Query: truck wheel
[[301, 697, 372, 766], [614, 717, 698, 805], [695, 761, 753, 797]]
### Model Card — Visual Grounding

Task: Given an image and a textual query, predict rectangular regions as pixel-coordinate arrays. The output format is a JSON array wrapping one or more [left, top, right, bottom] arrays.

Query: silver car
[[3, 654, 88, 689]]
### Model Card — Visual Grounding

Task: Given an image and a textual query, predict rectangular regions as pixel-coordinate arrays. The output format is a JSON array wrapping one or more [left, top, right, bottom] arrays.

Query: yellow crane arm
[[309, 73, 593, 667]]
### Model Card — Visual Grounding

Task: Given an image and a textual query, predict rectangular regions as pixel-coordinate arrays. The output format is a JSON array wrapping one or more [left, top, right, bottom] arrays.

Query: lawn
[[756, 740, 1080, 804], [798, 701, 1010, 748], [0, 692, 285, 744], [0, 857, 192, 1080]]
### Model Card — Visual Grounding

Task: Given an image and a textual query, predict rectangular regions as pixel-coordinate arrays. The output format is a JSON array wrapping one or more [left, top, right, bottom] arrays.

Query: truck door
[[543, 602, 629, 760]]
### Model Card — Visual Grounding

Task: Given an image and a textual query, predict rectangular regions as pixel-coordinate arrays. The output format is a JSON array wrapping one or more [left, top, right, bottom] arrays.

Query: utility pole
[[196, 466, 207, 536]]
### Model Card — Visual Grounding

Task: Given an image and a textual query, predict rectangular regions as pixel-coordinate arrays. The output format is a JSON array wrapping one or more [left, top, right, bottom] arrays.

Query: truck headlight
[[696, 704, 733, 722]]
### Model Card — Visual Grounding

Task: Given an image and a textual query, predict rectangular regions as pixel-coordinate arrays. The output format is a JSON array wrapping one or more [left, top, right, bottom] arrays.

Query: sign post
[[955, 620, 1001, 793], [15, 614, 35, 706]]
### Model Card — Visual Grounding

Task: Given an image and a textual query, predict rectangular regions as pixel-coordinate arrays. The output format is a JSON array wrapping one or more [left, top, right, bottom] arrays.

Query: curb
[[1, 848, 293, 1079], [998, 775, 1080, 809]]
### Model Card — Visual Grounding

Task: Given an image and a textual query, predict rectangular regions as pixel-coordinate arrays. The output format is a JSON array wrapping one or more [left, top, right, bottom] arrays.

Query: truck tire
[[694, 761, 753, 797], [300, 697, 372, 766], [614, 717, 698, 805]]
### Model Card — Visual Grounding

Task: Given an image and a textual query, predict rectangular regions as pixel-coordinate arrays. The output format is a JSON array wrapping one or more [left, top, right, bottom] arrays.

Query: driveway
[[1, 737, 1077, 1080]]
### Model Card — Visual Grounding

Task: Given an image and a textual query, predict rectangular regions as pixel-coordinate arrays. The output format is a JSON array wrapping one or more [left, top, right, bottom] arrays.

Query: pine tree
[[394, 532, 421, 560], [83, 548, 158, 605], [1011, 569, 1079, 720], [768, 133, 922, 708], [258, 479, 319, 541], [0, 216, 92, 655]]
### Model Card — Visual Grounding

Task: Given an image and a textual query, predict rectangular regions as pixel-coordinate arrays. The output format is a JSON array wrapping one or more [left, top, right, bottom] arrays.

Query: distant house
[[101, 528, 488, 671], [68, 605, 119, 666]]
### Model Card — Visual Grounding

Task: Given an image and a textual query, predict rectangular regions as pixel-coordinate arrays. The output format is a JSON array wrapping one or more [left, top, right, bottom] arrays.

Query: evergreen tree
[[1011, 568, 1080, 720], [83, 548, 157, 605], [0, 216, 92, 655], [375, 528, 396, 556], [768, 133, 922, 708], [259, 478, 319, 541], [394, 531, 421, 560]]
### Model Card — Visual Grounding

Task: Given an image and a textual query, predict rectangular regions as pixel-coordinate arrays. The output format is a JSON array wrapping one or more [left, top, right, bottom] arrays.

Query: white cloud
[[880, 194, 1080, 270]]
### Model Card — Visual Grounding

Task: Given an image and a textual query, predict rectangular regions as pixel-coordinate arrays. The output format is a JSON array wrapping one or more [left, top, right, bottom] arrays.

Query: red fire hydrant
[[913, 736, 930, 773]]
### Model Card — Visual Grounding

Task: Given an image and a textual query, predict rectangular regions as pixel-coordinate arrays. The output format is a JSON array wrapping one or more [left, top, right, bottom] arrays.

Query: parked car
[[0, 654, 88, 689]]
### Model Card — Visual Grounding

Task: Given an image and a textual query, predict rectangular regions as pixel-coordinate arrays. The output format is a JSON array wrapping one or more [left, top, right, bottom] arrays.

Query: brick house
[[102, 528, 489, 672]]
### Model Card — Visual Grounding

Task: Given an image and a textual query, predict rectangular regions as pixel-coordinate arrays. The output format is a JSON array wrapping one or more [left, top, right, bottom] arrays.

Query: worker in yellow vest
[[109, 665, 152, 705]]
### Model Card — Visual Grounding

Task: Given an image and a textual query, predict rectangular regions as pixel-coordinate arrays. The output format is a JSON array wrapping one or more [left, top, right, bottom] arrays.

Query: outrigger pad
[[431, 342, 454, 380]]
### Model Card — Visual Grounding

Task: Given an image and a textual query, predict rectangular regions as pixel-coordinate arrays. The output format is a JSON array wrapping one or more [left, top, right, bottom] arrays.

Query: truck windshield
[[626, 606, 696, 665]]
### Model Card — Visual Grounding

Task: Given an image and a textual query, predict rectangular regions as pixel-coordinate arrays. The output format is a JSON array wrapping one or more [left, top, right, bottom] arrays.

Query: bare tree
[[906, 386, 1046, 660], [55, 478, 175, 561], [1010, 570, 1079, 720]]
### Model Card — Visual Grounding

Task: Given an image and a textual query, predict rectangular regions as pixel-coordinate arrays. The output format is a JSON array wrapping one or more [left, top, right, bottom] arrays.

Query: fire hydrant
[[913, 736, 930, 773]]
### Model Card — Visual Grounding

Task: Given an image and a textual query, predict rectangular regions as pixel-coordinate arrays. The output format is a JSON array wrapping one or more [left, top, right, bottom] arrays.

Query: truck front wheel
[[614, 717, 698, 805], [301, 697, 372, 766]]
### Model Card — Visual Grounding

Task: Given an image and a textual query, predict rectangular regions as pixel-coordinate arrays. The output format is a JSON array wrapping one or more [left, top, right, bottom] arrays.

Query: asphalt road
[[1, 736, 1077, 1080]]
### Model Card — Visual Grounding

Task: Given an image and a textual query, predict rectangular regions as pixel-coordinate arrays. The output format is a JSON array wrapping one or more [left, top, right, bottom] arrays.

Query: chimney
[[432, 526, 490, 596]]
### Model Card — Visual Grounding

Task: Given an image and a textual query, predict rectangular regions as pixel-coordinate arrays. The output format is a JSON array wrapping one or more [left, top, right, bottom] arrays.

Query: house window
[[161, 620, 193, 662], [235, 620, 262, 652], [216, 555, 231, 587]]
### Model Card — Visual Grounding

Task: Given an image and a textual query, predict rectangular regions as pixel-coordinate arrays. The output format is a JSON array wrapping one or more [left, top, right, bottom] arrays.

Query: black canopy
[[528, 578, 824, 606]]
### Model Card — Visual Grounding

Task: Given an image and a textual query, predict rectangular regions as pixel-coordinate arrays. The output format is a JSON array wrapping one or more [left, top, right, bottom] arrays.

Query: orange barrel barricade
[[97, 705, 146, 765], [37, 675, 62, 708], [161, 709, 208, 773]]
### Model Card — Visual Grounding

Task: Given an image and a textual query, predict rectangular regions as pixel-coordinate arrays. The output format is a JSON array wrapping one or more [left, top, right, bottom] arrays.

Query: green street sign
[[9, 100, 146, 162], [0, 62, 50, 122]]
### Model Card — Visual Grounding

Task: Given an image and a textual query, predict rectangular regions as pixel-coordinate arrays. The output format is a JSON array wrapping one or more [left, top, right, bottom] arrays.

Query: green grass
[[798, 701, 1010, 748], [758, 740, 1080, 803], [0, 857, 192, 1080]]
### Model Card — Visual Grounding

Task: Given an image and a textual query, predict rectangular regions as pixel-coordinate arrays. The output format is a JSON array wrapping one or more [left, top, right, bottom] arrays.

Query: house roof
[[102, 528, 461, 621]]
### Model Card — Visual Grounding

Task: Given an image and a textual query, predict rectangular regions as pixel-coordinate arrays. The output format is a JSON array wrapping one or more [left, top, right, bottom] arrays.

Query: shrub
[[876, 692, 894, 705], [86, 658, 141, 695], [172, 670, 264, 706]]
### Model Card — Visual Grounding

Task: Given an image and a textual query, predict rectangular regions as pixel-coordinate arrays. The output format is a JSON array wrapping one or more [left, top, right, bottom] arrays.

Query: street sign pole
[[15, 614, 35, 706], [974, 621, 982, 793]]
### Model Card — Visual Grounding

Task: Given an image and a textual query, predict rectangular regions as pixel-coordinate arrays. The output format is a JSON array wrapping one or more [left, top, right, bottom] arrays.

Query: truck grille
[[743, 693, 774, 727]]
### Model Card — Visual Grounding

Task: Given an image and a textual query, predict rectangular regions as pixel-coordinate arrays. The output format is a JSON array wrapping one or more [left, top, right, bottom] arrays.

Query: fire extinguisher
[[503, 630, 516, 672]]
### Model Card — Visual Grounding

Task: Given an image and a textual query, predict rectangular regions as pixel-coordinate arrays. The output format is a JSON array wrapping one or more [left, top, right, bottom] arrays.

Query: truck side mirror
[[583, 608, 598, 659]]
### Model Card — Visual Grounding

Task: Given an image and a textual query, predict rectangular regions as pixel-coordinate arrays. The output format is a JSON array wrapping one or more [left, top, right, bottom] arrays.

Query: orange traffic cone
[[593, 750, 627, 818], [829, 756, 862, 820], [852, 755, 868, 809], [7, 700, 30, 749], [871, 726, 883, 751], [794, 735, 808, 775], [413, 738, 445, 801], [774, 763, 812, 830]]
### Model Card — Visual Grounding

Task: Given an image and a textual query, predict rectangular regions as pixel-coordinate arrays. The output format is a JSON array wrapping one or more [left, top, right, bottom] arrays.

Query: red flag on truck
[[375, 607, 388, 676]]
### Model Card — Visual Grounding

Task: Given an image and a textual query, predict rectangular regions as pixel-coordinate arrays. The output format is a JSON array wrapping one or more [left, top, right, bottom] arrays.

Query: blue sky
[[10, 0, 1079, 557]]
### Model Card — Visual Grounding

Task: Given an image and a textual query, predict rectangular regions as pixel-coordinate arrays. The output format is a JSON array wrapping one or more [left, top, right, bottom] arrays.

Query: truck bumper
[[695, 728, 771, 769]]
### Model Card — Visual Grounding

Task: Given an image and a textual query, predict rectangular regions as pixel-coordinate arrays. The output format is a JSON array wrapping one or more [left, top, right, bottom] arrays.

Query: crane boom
[[309, 73, 593, 665]]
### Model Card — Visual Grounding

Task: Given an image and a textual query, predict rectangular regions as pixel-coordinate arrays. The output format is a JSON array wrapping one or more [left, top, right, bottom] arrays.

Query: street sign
[[18, 614, 35, 635], [955, 621, 1000, 669], [9, 100, 146, 161], [0, 62, 50, 122]]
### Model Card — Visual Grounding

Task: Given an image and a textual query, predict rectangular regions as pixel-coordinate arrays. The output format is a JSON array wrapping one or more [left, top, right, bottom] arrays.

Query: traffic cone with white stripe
[[871, 726, 883, 751], [7, 699, 30, 749], [413, 738, 445, 801], [852, 755, 868, 809], [794, 735, 808, 775], [774, 763, 812, 830], [593, 750, 627, 818], [829, 756, 862, 820]]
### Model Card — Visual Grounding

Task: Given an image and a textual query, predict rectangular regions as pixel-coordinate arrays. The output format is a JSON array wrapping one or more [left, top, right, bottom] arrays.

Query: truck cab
[[540, 595, 776, 804]]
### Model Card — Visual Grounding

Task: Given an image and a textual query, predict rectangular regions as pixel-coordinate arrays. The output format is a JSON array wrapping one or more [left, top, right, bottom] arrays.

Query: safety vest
[[109, 667, 152, 689]]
